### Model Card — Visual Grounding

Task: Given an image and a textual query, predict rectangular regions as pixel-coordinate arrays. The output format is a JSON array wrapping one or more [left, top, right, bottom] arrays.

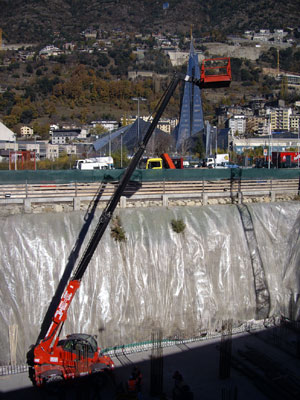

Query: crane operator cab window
[[59, 334, 98, 357]]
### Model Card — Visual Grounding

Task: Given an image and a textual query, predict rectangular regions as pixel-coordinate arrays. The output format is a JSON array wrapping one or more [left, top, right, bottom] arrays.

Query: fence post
[[120, 196, 127, 208], [24, 198, 32, 213], [73, 198, 81, 211], [238, 192, 242, 204], [25, 180, 28, 198], [162, 194, 168, 207], [270, 191, 276, 202]]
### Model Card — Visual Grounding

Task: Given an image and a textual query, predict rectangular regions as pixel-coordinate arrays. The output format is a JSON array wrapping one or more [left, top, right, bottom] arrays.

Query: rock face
[[1, 202, 299, 364]]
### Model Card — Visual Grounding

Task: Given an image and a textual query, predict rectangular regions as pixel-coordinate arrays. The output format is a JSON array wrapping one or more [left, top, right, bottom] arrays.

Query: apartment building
[[20, 126, 33, 137], [51, 129, 81, 144], [289, 113, 300, 133], [46, 144, 59, 160], [267, 107, 292, 131], [227, 115, 247, 135], [247, 115, 269, 135]]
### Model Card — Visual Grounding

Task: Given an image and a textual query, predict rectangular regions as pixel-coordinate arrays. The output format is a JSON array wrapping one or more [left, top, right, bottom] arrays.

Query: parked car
[[225, 162, 239, 168], [215, 162, 239, 169]]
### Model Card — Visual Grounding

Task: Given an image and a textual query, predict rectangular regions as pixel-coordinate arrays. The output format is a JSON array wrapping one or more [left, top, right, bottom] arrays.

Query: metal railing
[[0, 179, 299, 201]]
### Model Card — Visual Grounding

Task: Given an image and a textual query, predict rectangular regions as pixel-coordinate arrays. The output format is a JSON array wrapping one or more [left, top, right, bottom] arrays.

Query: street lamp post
[[132, 97, 147, 143], [33, 135, 38, 170], [298, 124, 300, 169], [108, 131, 111, 157], [214, 126, 217, 156], [120, 131, 123, 168]]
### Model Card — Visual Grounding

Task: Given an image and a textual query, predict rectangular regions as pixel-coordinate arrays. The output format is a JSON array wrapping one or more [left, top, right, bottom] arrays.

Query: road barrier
[[0, 177, 299, 213]]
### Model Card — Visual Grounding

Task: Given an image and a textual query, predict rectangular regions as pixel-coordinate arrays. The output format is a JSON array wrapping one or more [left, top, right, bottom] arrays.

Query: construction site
[[0, 198, 300, 399], [1, 34, 300, 399]]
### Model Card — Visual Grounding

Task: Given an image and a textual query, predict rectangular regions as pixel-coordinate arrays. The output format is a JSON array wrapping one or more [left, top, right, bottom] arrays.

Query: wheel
[[43, 374, 64, 394], [91, 370, 108, 388]]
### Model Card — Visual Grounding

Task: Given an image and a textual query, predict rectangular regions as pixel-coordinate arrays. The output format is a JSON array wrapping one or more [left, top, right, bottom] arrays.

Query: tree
[[112, 146, 130, 168], [193, 134, 205, 159], [20, 109, 33, 124], [148, 132, 174, 155], [97, 53, 110, 67], [89, 124, 108, 136], [230, 58, 243, 81], [241, 68, 252, 82], [26, 63, 33, 74], [32, 122, 50, 140]]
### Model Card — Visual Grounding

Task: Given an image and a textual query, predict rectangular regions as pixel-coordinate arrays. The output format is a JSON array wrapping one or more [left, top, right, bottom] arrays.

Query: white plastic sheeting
[[0, 202, 299, 364]]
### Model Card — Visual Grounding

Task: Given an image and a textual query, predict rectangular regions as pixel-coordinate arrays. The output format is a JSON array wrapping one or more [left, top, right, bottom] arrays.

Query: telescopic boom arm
[[37, 73, 203, 351]]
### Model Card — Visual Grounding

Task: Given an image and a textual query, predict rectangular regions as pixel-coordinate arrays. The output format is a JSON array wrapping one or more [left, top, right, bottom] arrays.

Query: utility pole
[[268, 121, 272, 169], [297, 125, 300, 169]]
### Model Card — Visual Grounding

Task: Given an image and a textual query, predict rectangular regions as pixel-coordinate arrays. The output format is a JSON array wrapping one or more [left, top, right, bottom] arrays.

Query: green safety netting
[[0, 168, 299, 185]]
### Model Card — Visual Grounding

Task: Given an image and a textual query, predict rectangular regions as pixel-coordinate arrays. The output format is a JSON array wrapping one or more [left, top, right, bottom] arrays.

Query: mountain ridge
[[0, 0, 299, 44]]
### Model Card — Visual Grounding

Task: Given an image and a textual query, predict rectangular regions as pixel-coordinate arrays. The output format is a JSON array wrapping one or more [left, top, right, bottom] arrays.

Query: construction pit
[[1, 202, 300, 399]]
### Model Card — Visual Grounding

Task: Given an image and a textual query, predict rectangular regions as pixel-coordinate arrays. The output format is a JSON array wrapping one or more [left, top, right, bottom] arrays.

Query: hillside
[[0, 0, 299, 137], [0, 0, 300, 44]]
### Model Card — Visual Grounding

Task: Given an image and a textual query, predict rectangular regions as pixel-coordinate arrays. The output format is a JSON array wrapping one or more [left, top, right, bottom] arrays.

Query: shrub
[[110, 216, 127, 242], [171, 218, 186, 234]]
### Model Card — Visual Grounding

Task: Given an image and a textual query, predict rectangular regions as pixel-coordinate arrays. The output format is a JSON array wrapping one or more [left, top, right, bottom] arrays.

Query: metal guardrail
[[0, 317, 278, 376], [0, 179, 299, 201], [0, 364, 28, 376]]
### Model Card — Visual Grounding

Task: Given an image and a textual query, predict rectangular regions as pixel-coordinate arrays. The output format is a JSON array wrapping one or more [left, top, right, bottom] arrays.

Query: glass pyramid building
[[175, 36, 204, 151]]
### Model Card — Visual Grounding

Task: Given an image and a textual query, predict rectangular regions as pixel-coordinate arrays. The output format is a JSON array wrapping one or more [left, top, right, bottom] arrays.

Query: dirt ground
[[1, 324, 300, 400]]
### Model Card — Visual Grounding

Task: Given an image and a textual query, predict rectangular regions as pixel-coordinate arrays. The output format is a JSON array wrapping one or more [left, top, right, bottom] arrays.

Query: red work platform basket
[[200, 57, 232, 88]]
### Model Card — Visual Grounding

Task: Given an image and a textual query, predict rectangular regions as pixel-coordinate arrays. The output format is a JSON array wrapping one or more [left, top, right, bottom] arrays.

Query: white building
[[0, 142, 18, 151], [90, 120, 119, 132], [289, 114, 300, 133], [45, 144, 59, 160], [39, 45, 63, 58], [0, 121, 16, 142], [228, 115, 247, 135]]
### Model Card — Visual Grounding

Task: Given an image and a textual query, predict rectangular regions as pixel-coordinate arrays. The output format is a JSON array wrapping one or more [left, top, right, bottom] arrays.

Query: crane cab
[[200, 57, 232, 88], [29, 333, 114, 386]]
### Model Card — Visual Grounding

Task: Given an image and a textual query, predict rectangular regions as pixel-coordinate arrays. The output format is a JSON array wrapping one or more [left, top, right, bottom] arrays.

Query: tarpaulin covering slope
[[0, 202, 299, 364]]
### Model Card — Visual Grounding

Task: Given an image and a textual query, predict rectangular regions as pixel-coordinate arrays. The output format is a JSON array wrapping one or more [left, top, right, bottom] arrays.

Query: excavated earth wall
[[0, 193, 299, 217], [0, 200, 299, 365]]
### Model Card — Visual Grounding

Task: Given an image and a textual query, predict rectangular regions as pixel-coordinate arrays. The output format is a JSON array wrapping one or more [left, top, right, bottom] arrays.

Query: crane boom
[[27, 72, 223, 386]]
